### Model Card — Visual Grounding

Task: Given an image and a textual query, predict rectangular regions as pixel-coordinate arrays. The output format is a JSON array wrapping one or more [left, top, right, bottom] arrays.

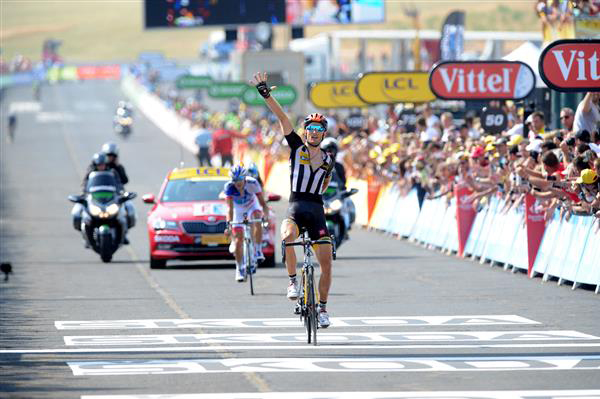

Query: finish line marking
[[63, 330, 597, 346], [68, 355, 600, 375], [5, 342, 600, 355], [55, 315, 539, 330], [79, 390, 600, 399]]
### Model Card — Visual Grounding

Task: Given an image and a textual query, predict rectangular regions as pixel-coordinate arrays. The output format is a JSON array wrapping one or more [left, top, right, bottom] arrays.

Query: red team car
[[142, 167, 279, 269]]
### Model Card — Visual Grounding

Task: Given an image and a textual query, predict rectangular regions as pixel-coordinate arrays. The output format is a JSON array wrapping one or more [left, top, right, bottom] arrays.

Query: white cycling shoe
[[255, 249, 265, 261], [235, 267, 246, 282], [286, 281, 299, 300], [318, 309, 330, 328]]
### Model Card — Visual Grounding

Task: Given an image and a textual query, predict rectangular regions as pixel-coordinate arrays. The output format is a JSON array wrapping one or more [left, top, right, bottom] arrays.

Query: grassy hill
[[0, 1, 540, 62]]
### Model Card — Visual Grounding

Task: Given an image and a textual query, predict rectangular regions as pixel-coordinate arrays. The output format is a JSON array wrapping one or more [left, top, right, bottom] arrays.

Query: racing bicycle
[[282, 231, 336, 345], [230, 216, 263, 295]]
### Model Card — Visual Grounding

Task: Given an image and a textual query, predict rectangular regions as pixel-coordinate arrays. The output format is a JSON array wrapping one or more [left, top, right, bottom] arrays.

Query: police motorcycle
[[113, 102, 133, 138], [323, 179, 357, 248], [69, 171, 136, 263]]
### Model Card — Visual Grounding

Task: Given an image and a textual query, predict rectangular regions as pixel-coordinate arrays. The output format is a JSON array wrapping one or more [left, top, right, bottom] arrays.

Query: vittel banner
[[429, 61, 536, 100], [539, 39, 600, 92]]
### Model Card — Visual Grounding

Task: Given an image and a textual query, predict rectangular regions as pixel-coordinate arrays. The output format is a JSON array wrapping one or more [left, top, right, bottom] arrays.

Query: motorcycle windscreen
[[86, 171, 121, 193]]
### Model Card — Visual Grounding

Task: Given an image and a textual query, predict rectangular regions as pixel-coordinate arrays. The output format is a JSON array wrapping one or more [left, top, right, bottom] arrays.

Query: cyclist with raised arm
[[251, 72, 335, 328], [224, 165, 269, 282]]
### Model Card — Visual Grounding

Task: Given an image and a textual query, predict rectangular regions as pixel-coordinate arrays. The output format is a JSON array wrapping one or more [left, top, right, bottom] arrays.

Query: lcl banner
[[309, 81, 367, 108], [455, 185, 476, 257], [525, 194, 546, 277], [355, 72, 435, 104], [429, 61, 536, 100], [539, 39, 600, 92]]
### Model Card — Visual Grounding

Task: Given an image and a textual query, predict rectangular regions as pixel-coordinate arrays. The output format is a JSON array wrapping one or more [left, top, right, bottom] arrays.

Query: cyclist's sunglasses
[[305, 125, 326, 133]]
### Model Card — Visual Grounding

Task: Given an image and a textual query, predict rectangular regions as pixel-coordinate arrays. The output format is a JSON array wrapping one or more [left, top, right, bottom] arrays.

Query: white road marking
[[5, 342, 600, 354], [9, 101, 41, 113], [36, 111, 79, 123], [62, 330, 598, 346], [67, 355, 600, 375], [80, 391, 600, 399], [55, 315, 540, 330]]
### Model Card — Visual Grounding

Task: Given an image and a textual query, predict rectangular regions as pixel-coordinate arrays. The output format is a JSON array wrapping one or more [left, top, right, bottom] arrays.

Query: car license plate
[[200, 234, 228, 246]]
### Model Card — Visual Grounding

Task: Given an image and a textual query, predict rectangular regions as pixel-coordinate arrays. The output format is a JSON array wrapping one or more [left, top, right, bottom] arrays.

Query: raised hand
[[251, 72, 277, 99]]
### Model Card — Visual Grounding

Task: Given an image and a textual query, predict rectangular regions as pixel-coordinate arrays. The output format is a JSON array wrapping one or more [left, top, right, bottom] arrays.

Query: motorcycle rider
[[320, 137, 347, 190], [74, 153, 111, 247], [82, 152, 111, 191], [101, 142, 135, 243], [101, 142, 129, 185], [321, 137, 355, 241]]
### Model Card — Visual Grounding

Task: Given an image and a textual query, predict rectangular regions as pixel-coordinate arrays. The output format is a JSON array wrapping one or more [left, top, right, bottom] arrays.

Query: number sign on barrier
[[481, 107, 508, 135]]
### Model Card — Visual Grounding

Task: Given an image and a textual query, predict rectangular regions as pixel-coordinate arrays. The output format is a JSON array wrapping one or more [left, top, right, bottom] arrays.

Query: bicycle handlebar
[[283, 239, 331, 247], [229, 219, 263, 226]]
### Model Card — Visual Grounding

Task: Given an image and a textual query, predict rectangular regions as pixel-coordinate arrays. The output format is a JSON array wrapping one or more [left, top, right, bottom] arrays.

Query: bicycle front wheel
[[309, 268, 317, 346], [245, 239, 254, 296], [306, 267, 317, 345]]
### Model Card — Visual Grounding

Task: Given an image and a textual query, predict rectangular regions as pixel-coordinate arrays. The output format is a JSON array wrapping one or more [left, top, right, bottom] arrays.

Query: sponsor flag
[[367, 175, 382, 224], [455, 185, 476, 257], [525, 194, 546, 277], [440, 11, 465, 61]]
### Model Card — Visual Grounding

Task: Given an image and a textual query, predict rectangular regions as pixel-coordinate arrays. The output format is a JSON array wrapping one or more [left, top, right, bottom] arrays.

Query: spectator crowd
[[133, 68, 600, 228]]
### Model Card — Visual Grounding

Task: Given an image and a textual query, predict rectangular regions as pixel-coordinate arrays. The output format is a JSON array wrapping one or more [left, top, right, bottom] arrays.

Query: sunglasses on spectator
[[306, 125, 326, 133], [560, 115, 572, 119]]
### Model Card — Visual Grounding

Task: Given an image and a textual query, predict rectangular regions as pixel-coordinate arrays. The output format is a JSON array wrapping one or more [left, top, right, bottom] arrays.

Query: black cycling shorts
[[286, 200, 330, 241]]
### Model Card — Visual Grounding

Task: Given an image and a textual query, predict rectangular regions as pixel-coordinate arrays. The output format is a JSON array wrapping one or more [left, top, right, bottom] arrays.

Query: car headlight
[[153, 219, 179, 230], [106, 203, 119, 216], [89, 203, 102, 217], [329, 199, 343, 212]]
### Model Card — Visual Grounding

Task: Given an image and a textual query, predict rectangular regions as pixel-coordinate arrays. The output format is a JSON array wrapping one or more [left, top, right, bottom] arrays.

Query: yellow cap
[[390, 143, 401, 152], [508, 135, 523, 146], [485, 143, 496, 152], [484, 135, 495, 143], [577, 169, 598, 184], [369, 149, 379, 159], [341, 135, 353, 146]]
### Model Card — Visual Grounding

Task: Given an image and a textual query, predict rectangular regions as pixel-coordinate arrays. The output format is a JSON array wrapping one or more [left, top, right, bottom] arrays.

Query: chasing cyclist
[[251, 72, 335, 328], [224, 165, 269, 282]]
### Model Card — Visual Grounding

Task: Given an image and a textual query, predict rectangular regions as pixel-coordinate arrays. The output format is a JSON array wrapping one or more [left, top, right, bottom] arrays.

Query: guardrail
[[359, 179, 600, 293]]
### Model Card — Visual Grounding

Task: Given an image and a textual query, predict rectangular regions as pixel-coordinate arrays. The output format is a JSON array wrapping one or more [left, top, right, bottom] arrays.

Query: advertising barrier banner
[[429, 61, 536, 100], [525, 194, 546, 276], [76, 65, 121, 80], [455, 186, 477, 257], [355, 72, 435, 104], [176, 75, 212, 89], [539, 39, 600, 92], [208, 82, 249, 98], [309, 81, 367, 108], [243, 84, 297, 106]]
